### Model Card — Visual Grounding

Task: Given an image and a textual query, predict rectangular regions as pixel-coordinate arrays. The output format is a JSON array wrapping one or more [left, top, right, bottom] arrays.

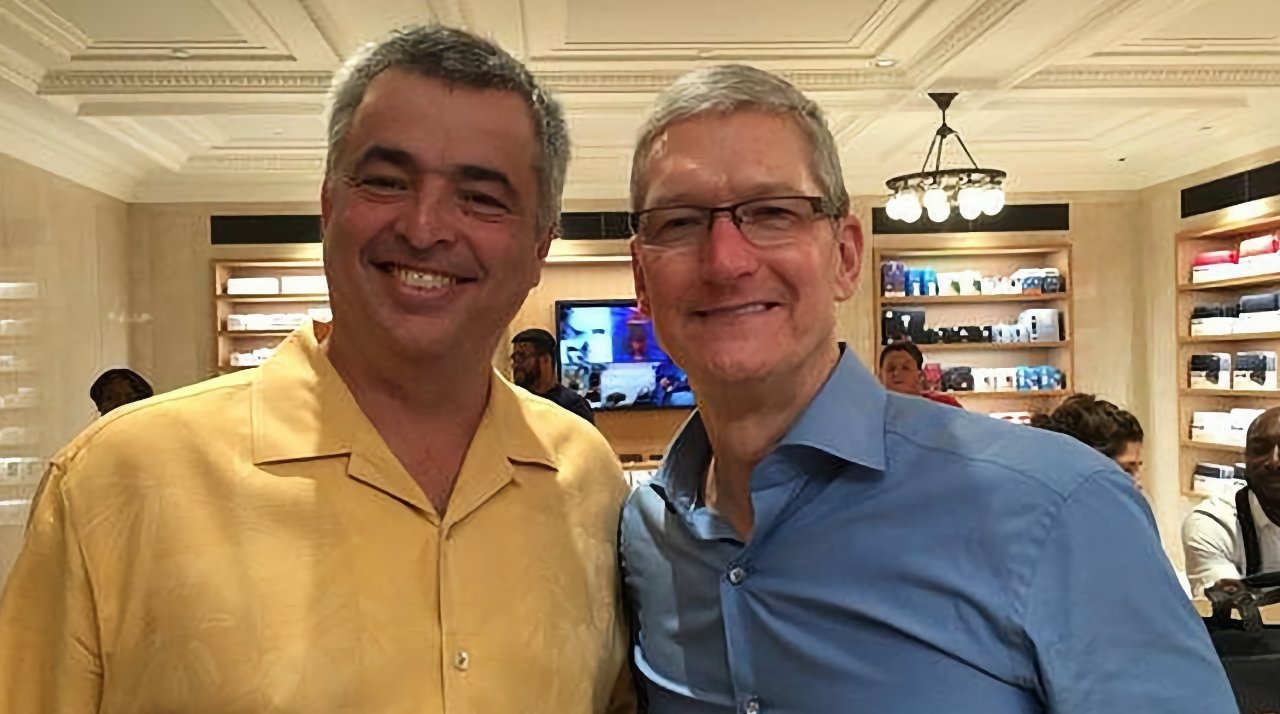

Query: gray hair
[[326, 25, 569, 232], [630, 64, 849, 217]]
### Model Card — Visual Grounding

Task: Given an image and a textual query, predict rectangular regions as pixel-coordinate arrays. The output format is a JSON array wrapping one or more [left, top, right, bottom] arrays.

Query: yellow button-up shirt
[[0, 322, 633, 713]]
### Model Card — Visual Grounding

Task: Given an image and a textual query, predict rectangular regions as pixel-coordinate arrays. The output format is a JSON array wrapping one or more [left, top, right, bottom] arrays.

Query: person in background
[[877, 341, 963, 408], [1183, 406, 1280, 596], [619, 63, 1234, 712], [511, 328, 595, 424], [88, 368, 154, 416], [0, 25, 633, 713], [1028, 393, 1144, 488]]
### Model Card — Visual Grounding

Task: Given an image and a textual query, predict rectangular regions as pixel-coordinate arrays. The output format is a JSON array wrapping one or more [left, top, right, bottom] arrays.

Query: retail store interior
[[2, 0, 1280, 605]]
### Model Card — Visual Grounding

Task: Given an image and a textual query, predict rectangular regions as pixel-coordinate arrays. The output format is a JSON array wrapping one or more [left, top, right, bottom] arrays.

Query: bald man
[[1183, 406, 1280, 595]]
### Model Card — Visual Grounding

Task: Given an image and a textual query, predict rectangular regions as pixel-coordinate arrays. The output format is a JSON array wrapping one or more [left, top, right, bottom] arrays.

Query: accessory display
[[1188, 353, 1232, 389], [1190, 231, 1280, 283], [879, 262, 1065, 297], [1235, 351, 1278, 390]]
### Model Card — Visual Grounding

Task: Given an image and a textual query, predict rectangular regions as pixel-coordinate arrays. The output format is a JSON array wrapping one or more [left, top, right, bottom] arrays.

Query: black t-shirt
[[535, 383, 596, 425]]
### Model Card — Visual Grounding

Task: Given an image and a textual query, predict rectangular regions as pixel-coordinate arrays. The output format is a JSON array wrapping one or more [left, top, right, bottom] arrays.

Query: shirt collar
[[1250, 490, 1279, 533], [652, 348, 887, 507], [250, 321, 558, 470]]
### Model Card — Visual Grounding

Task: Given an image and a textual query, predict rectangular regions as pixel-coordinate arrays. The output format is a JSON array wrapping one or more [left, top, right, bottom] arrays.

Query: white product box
[[1239, 253, 1280, 277], [1193, 474, 1246, 499], [280, 275, 328, 295], [1191, 317, 1238, 336], [1191, 411, 1234, 445], [1235, 351, 1278, 390], [225, 277, 280, 295], [1229, 408, 1267, 446], [1192, 263, 1244, 283], [307, 306, 333, 323], [1235, 311, 1280, 334]]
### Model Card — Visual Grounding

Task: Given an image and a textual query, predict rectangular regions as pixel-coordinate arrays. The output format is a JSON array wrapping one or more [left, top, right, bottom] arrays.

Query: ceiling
[[0, 0, 1278, 205]]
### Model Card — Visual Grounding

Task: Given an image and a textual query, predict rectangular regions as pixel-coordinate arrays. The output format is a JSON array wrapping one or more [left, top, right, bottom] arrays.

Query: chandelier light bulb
[[926, 201, 950, 223], [885, 194, 902, 220], [899, 192, 922, 222], [957, 186, 984, 220], [922, 187, 948, 210], [982, 186, 1006, 216]]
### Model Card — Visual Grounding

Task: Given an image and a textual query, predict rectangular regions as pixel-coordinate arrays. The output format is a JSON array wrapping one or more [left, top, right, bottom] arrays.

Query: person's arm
[[0, 462, 104, 712], [1181, 510, 1242, 597], [1022, 470, 1236, 713], [571, 394, 597, 425]]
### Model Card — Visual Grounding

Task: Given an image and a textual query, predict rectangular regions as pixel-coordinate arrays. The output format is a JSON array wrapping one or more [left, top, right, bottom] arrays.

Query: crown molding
[[537, 68, 905, 93], [131, 171, 321, 203], [0, 108, 137, 200], [183, 153, 324, 173], [1021, 65, 1280, 88], [0, 41, 41, 90], [38, 69, 334, 95], [0, 0, 85, 59]]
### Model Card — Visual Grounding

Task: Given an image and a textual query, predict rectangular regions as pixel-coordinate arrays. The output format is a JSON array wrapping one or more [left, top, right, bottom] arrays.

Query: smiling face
[[321, 69, 552, 364], [631, 111, 861, 387]]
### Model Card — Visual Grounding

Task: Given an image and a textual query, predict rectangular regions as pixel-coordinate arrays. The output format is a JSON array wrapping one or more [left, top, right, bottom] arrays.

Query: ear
[[320, 175, 334, 235], [630, 238, 652, 316], [832, 214, 864, 302]]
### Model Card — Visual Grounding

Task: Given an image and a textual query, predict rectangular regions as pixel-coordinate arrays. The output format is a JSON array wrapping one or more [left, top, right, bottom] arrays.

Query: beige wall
[[0, 154, 130, 580]]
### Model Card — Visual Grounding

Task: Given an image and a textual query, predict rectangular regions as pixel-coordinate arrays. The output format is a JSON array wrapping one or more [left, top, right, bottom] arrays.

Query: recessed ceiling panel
[[1146, 0, 1280, 41], [44, 0, 242, 43], [564, 0, 878, 45]]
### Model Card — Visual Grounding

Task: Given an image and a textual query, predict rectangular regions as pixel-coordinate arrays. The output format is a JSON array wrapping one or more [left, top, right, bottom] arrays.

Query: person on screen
[[617, 63, 1232, 712], [511, 328, 595, 424], [0, 25, 633, 713]]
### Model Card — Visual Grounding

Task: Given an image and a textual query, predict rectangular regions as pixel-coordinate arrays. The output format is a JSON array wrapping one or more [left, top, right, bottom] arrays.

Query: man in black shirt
[[510, 328, 596, 424]]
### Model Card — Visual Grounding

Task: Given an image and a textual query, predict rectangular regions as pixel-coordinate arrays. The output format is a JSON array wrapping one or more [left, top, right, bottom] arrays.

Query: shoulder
[[54, 370, 256, 475], [884, 393, 1120, 500], [1182, 495, 1238, 539]]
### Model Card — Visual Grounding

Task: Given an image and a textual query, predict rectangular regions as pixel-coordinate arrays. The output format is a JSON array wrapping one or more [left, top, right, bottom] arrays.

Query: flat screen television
[[554, 299, 694, 411]]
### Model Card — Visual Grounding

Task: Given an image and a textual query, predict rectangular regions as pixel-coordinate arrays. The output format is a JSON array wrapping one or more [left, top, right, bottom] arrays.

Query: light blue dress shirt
[[619, 350, 1236, 713]]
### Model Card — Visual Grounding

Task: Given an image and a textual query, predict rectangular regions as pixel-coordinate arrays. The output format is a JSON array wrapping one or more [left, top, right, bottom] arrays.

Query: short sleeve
[[1181, 510, 1242, 597]]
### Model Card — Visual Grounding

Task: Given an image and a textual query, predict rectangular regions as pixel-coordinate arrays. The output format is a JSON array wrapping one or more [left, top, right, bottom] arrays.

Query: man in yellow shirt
[[0, 25, 633, 713]]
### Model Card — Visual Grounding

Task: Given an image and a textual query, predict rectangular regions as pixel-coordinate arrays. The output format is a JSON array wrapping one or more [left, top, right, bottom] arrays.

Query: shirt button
[[454, 650, 470, 671], [727, 566, 747, 585], [744, 697, 761, 714]]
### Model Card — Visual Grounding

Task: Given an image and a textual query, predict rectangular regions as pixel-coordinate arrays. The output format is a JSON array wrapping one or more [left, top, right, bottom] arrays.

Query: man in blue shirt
[[621, 64, 1235, 713]]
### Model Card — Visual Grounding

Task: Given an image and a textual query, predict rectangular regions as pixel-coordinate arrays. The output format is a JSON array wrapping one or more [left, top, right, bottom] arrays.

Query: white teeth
[[396, 268, 458, 290], [710, 303, 767, 316]]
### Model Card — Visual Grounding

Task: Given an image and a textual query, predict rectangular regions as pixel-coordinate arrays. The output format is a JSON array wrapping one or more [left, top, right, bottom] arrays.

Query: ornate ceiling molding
[[537, 68, 905, 93], [39, 69, 334, 95], [37, 67, 908, 96], [183, 153, 325, 173], [1021, 65, 1280, 88]]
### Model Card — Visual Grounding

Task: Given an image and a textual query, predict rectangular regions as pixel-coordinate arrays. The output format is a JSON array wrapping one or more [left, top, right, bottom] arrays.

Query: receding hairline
[[632, 106, 827, 210]]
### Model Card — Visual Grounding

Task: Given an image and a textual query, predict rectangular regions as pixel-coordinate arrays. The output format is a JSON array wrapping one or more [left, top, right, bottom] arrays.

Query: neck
[[325, 322, 492, 513], [696, 342, 841, 536], [532, 370, 558, 394]]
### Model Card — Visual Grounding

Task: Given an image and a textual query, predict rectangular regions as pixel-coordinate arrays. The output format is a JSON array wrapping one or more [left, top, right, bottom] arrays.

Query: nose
[[396, 177, 457, 250], [698, 213, 759, 284]]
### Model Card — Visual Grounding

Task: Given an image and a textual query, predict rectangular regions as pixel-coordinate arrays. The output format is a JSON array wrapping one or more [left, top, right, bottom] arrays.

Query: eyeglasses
[[630, 196, 834, 252]]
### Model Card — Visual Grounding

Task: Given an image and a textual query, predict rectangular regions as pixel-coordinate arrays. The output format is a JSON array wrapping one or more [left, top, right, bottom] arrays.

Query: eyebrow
[[350, 145, 519, 198], [645, 183, 807, 209]]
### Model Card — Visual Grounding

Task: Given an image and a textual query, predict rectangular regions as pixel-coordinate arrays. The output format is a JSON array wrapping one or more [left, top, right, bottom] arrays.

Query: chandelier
[[884, 92, 1007, 223]]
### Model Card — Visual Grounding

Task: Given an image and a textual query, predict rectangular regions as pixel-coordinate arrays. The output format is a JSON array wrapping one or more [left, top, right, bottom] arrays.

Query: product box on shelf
[[880, 261, 907, 297], [1238, 233, 1280, 276], [0, 282, 38, 300], [1188, 353, 1231, 389], [225, 277, 280, 295], [1191, 249, 1240, 283], [1193, 463, 1246, 498], [280, 275, 328, 295], [1190, 304, 1239, 336], [1230, 408, 1267, 446], [1018, 309, 1061, 342], [1191, 411, 1234, 445], [1234, 351, 1278, 390], [1235, 291, 1280, 334], [881, 308, 925, 344], [879, 262, 1065, 297]]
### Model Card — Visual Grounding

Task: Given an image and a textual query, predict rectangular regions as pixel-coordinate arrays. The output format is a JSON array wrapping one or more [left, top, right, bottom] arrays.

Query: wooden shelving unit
[[873, 243, 1074, 415], [1175, 211, 1280, 496], [212, 260, 329, 374]]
